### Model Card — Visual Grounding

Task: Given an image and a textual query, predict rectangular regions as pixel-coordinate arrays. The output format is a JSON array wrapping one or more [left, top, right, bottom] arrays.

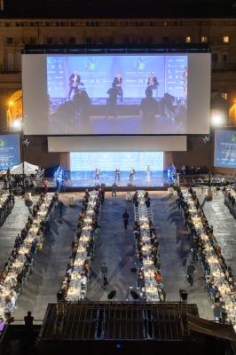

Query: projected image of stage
[[47, 54, 187, 135], [22, 49, 211, 136]]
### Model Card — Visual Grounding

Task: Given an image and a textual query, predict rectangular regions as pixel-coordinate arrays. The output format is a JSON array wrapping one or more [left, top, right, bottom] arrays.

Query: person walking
[[111, 182, 117, 197], [122, 210, 129, 230], [187, 262, 196, 286], [101, 262, 108, 286], [58, 199, 65, 218]]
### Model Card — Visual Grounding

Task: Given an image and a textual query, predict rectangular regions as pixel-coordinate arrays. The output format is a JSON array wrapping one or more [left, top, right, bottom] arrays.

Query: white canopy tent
[[10, 161, 39, 175]]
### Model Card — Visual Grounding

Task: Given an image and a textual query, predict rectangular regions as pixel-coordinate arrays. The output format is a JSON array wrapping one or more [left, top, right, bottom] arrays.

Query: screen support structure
[[203, 133, 212, 200], [22, 137, 30, 194], [207, 131, 213, 200]]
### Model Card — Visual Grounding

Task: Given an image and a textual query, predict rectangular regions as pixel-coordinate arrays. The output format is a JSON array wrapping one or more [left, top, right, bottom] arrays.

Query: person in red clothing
[[43, 179, 48, 194]]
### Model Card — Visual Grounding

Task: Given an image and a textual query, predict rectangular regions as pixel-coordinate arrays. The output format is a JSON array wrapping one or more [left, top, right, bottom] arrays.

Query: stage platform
[[10, 171, 235, 195], [68, 171, 168, 188], [58, 171, 234, 190]]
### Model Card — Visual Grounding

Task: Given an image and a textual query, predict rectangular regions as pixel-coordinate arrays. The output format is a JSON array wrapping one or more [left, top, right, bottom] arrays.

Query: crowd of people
[[132, 190, 166, 302], [176, 185, 236, 324], [0, 191, 58, 325], [57, 187, 105, 302]]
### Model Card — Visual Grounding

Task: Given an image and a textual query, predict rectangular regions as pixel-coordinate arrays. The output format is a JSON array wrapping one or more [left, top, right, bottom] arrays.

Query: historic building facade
[[0, 17, 235, 172]]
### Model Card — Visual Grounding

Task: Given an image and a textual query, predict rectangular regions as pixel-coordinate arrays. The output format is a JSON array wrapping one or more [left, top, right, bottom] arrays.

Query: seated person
[[137, 274, 145, 288], [179, 289, 188, 301], [57, 289, 65, 302], [80, 273, 88, 286]]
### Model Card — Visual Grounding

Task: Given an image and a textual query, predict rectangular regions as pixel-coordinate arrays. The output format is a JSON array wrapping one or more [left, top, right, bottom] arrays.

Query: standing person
[[24, 311, 34, 327], [101, 262, 108, 286], [111, 182, 117, 197], [115, 168, 120, 182], [122, 210, 129, 230], [146, 165, 151, 181], [58, 199, 65, 218], [56, 177, 61, 191], [187, 262, 196, 286], [43, 179, 48, 194], [146, 71, 159, 96], [129, 167, 136, 182], [60, 179, 65, 193], [112, 72, 123, 102], [95, 168, 100, 184], [68, 70, 81, 99]]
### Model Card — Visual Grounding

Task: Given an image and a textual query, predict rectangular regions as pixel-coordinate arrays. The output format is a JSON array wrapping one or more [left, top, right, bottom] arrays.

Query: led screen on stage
[[22, 51, 211, 135], [214, 129, 236, 168], [0, 134, 20, 170], [70, 151, 164, 172]]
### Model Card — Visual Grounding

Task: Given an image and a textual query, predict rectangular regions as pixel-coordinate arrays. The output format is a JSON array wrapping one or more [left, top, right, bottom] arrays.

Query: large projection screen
[[22, 50, 211, 135], [214, 129, 236, 169]]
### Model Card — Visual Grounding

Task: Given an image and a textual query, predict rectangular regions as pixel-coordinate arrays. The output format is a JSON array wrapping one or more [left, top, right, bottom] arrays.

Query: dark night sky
[[0, 0, 235, 18]]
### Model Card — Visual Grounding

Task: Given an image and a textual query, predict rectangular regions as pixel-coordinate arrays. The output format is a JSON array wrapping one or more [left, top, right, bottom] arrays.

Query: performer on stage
[[146, 165, 151, 181], [112, 72, 123, 102], [146, 72, 159, 96], [129, 167, 136, 182], [115, 168, 120, 182], [68, 71, 82, 99], [95, 168, 101, 182]]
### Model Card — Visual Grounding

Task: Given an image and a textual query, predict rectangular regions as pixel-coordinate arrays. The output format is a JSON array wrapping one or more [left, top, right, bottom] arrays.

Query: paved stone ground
[[1, 187, 233, 324]]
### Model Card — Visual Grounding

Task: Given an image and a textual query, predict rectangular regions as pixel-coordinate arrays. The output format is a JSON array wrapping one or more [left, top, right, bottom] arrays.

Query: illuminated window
[[221, 92, 228, 100], [223, 36, 229, 43], [201, 36, 207, 43], [185, 36, 191, 43]]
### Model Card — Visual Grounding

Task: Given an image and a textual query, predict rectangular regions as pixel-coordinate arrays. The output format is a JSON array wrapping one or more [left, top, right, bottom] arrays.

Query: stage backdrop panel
[[48, 136, 187, 152], [70, 151, 164, 172]]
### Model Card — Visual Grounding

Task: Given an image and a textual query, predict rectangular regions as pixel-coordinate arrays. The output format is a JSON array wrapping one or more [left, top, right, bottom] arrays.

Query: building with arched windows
[[0, 0, 235, 176]]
